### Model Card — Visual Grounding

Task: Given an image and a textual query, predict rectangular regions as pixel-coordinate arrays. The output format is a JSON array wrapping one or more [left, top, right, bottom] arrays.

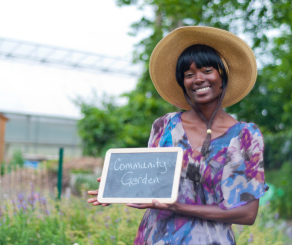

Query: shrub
[[270, 161, 292, 219], [10, 149, 24, 167]]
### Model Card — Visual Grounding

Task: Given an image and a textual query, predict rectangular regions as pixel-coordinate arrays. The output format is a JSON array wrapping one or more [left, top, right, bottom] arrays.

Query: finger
[[88, 189, 99, 195], [87, 197, 97, 203], [152, 200, 171, 210], [92, 201, 109, 206], [92, 200, 102, 206], [127, 203, 150, 209], [97, 177, 101, 182], [152, 199, 163, 207]]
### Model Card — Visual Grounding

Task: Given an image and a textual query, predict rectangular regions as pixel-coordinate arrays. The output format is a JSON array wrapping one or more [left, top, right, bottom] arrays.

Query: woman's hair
[[175, 44, 228, 93], [175, 44, 229, 157]]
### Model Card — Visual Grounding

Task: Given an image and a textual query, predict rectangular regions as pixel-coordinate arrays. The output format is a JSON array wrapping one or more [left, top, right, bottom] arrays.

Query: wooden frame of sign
[[98, 147, 183, 204]]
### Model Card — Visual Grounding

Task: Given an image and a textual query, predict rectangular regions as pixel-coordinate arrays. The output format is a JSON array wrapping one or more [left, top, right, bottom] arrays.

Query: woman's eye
[[185, 73, 193, 78], [205, 68, 212, 73]]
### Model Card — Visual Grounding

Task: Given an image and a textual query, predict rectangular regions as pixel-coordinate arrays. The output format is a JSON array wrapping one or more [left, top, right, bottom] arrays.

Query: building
[[0, 111, 82, 161], [0, 113, 8, 162]]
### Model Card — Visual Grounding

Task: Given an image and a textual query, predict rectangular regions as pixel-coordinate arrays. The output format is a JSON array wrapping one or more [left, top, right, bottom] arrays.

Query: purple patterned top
[[134, 112, 268, 245]]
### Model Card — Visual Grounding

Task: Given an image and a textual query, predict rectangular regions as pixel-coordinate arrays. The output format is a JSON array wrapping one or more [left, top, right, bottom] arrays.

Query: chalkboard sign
[[98, 147, 183, 204]]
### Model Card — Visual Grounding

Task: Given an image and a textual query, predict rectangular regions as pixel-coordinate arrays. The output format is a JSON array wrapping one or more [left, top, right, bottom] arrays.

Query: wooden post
[[0, 114, 8, 163]]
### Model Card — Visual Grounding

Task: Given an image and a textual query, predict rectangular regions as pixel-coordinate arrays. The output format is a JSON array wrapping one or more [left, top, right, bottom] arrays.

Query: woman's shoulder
[[219, 121, 263, 148], [152, 111, 182, 128], [238, 121, 263, 137]]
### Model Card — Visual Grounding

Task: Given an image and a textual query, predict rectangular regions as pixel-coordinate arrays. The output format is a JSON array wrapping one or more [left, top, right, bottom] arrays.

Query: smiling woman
[[88, 26, 269, 245]]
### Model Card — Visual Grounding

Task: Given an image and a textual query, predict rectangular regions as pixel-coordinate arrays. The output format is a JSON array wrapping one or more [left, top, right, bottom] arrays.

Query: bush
[[10, 149, 24, 167], [264, 132, 292, 169], [269, 161, 292, 219]]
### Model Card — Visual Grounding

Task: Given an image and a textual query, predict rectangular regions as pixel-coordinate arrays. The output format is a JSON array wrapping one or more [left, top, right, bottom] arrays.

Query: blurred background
[[1, 0, 292, 244]]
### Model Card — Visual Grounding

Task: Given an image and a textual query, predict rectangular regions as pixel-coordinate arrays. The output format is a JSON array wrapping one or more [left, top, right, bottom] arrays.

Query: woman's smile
[[194, 86, 211, 94]]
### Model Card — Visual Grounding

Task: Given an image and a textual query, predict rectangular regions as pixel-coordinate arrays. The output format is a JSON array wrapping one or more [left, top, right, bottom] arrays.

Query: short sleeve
[[147, 115, 167, 148], [219, 123, 269, 210]]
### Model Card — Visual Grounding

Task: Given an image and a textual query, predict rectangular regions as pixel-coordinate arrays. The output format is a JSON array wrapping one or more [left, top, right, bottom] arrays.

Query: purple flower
[[40, 197, 47, 205], [248, 233, 254, 243], [18, 193, 25, 202], [275, 213, 279, 219]]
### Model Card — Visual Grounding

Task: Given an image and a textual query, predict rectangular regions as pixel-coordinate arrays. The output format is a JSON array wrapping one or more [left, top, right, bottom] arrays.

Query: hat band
[[219, 55, 229, 76]]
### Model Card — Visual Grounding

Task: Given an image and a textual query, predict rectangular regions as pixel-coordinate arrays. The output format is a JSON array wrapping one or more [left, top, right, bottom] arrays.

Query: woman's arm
[[127, 198, 259, 225]]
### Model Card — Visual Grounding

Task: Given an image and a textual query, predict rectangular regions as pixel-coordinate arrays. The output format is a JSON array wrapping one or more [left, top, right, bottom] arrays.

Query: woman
[[88, 26, 269, 245]]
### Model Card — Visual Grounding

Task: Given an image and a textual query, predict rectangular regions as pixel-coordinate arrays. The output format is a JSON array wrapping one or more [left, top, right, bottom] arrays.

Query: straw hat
[[149, 26, 257, 109]]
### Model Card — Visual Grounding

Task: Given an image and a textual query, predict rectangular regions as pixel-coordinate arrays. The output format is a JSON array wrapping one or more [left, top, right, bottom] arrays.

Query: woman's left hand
[[127, 199, 176, 211]]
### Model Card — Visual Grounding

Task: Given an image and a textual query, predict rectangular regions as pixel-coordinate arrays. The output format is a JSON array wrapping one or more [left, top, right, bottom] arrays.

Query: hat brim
[[149, 26, 257, 109]]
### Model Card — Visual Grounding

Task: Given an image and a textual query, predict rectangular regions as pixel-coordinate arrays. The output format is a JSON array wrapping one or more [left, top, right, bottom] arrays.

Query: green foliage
[[233, 205, 289, 244], [269, 161, 292, 219], [70, 168, 92, 174], [263, 132, 292, 169], [1, 162, 5, 176], [74, 174, 99, 195], [10, 149, 24, 167], [76, 90, 177, 157], [76, 95, 124, 157], [0, 195, 144, 245], [0, 163, 13, 176], [0, 195, 289, 244]]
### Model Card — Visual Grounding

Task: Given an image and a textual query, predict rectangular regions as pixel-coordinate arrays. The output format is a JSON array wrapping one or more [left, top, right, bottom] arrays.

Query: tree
[[77, 0, 292, 165]]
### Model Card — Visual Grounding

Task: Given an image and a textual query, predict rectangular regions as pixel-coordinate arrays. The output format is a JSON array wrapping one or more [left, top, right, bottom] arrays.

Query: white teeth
[[195, 87, 210, 92]]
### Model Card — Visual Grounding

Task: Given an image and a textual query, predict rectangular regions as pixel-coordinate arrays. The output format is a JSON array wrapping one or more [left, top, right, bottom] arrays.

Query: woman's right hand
[[87, 177, 110, 207]]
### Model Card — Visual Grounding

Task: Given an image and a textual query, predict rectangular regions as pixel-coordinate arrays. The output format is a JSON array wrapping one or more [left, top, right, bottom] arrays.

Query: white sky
[[0, 0, 149, 118]]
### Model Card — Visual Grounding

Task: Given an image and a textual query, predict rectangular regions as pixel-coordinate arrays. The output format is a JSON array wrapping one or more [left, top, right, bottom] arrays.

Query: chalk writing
[[113, 158, 168, 187], [114, 158, 167, 174], [121, 172, 160, 187]]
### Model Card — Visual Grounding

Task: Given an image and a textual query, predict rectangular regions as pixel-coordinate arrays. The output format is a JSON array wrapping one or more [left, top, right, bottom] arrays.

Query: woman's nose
[[194, 73, 205, 84]]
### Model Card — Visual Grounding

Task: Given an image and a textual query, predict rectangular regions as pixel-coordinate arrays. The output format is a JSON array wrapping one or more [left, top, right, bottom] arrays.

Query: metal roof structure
[[0, 36, 141, 76]]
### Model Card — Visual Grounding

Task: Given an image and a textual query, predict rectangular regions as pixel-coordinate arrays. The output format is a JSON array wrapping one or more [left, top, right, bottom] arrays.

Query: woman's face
[[183, 62, 223, 106]]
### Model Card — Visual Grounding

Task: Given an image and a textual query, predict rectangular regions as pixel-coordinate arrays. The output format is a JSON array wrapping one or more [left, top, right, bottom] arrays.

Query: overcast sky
[[0, 0, 150, 118]]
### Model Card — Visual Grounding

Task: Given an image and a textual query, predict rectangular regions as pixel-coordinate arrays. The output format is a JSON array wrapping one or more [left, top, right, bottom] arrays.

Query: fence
[[0, 164, 52, 202]]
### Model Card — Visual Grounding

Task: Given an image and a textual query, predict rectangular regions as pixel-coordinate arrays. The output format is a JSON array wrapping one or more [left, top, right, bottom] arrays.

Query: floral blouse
[[134, 112, 268, 245]]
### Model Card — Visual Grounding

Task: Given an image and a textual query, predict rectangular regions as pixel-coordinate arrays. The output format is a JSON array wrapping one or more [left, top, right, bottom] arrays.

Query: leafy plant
[[10, 149, 24, 167], [270, 161, 292, 219], [74, 174, 99, 195]]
